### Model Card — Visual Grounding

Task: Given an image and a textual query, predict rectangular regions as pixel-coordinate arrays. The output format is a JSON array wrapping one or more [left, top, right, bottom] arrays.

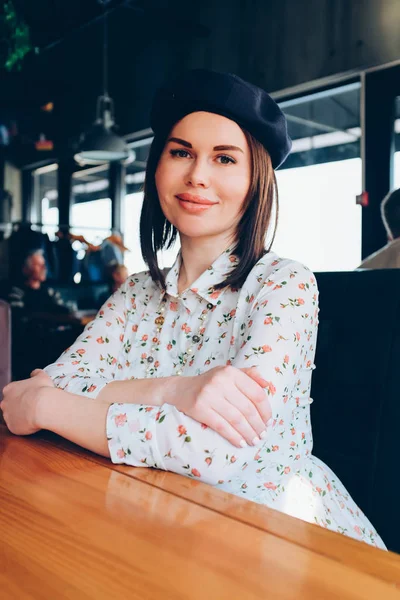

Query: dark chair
[[311, 269, 400, 552], [11, 317, 83, 382], [0, 300, 11, 401]]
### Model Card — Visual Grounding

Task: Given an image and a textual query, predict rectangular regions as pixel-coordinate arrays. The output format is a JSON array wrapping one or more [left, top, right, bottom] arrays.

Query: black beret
[[150, 69, 292, 169]]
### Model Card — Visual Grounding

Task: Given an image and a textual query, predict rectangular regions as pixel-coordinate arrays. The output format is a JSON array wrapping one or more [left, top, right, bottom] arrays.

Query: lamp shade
[[74, 123, 132, 165], [74, 95, 133, 165]]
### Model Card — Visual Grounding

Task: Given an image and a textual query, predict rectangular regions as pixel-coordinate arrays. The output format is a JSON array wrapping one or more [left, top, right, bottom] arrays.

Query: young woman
[[1, 69, 385, 549]]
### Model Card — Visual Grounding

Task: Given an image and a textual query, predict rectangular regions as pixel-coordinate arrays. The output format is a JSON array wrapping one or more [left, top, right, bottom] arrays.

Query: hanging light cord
[[102, 4, 108, 99]]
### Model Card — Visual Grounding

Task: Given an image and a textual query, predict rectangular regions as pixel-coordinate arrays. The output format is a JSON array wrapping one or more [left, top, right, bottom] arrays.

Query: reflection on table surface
[[1, 425, 400, 599]]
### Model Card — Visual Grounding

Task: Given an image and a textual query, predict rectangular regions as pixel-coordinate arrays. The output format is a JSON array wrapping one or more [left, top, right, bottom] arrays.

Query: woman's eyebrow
[[168, 137, 192, 147], [213, 144, 244, 153], [168, 137, 244, 153]]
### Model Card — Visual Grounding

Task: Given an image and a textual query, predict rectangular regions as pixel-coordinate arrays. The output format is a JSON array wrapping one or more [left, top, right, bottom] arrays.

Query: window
[[394, 96, 400, 189], [275, 82, 362, 272], [40, 164, 112, 243], [37, 164, 59, 239], [122, 192, 145, 274], [70, 166, 111, 244]]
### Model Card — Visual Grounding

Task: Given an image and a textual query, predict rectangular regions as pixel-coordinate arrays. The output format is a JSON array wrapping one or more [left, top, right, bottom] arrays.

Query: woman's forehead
[[170, 111, 247, 146]]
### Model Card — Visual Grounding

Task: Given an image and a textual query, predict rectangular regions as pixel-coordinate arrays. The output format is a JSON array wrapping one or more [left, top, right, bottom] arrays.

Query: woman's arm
[[229, 261, 319, 466], [102, 261, 319, 485], [43, 276, 134, 398], [38, 387, 111, 456], [43, 273, 185, 408], [1, 373, 110, 457], [7, 261, 317, 488], [27, 366, 264, 471], [96, 375, 178, 406], [31, 380, 263, 482]]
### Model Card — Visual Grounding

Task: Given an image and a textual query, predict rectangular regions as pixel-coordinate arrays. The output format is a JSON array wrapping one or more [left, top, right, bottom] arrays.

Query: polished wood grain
[[38, 430, 400, 587], [1, 426, 400, 599]]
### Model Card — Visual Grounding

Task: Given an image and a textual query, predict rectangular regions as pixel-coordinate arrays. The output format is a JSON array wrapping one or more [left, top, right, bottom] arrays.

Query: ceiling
[[1, 1, 396, 169], [0, 0, 209, 166], [11, 0, 175, 53]]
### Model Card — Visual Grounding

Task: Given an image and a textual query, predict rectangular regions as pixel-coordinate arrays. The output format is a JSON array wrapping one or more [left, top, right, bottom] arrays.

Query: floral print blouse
[[44, 245, 386, 550]]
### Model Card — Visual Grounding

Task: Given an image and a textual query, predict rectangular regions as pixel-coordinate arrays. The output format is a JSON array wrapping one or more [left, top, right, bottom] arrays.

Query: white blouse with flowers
[[44, 246, 386, 549]]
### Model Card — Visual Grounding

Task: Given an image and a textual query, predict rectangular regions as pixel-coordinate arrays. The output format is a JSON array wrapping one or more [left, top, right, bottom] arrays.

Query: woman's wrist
[[96, 375, 182, 407], [164, 375, 189, 411], [34, 374, 188, 432], [34, 386, 110, 456], [35, 386, 59, 431]]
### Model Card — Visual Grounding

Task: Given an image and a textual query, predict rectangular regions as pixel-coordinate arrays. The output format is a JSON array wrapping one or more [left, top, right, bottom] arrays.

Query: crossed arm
[[1, 263, 318, 487]]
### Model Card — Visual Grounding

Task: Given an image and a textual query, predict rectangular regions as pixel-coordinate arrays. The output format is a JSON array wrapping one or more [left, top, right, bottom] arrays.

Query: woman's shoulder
[[124, 268, 160, 295], [243, 251, 318, 297], [125, 264, 172, 281]]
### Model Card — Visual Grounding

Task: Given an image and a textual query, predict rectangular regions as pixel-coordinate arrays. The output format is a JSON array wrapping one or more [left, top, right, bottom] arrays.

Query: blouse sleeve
[[106, 261, 319, 486], [43, 284, 128, 398], [229, 261, 319, 467]]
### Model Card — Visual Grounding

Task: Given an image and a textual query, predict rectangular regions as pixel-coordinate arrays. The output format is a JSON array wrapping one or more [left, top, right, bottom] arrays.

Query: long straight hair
[[139, 128, 279, 291]]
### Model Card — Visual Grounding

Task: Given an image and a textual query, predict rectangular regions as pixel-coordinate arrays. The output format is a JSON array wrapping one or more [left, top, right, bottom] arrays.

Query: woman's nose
[[185, 159, 210, 187]]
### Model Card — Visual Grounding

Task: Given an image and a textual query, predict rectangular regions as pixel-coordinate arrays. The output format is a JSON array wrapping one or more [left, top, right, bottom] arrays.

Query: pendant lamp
[[74, 3, 133, 165]]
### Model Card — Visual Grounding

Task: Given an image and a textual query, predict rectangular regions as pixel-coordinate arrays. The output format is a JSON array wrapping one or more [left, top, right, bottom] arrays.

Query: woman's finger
[[236, 369, 272, 424], [222, 388, 267, 442], [205, 408, 255, 448], [241, 366, 269, 387], [30, 369, 44, 377]]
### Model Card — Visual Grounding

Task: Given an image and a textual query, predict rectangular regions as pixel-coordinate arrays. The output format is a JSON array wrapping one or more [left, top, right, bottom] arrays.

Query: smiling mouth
[[176, 197, 216, 213], [176, 194, 217, 206]]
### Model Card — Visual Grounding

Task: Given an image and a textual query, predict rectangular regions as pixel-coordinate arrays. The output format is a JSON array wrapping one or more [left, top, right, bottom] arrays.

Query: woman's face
[[113, 266, 128, 287], [155, 111, 251, 244]]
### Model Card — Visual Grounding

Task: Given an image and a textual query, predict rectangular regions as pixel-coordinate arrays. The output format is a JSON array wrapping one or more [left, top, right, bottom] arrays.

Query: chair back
[[311, 269, 400, 552], [0, 299, 11, 401]]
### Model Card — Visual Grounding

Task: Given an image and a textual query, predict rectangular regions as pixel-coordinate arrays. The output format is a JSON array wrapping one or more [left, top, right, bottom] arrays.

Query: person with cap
[[1, 69, 385, 549], [358, 188, 400, 269]]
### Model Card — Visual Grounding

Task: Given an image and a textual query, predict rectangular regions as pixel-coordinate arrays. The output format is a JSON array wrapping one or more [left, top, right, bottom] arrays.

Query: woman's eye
[[217, 155, 236, 165], [170, 149, 190, 158], [169, 149, 235, 164]]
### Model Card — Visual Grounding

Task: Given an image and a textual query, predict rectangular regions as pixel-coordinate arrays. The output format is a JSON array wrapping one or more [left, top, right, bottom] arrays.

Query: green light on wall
[[1, 0, 32, 71]]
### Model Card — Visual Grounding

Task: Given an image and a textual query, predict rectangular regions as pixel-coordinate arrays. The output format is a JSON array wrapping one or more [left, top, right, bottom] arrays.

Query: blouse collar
[[163, 244, 239, 307]]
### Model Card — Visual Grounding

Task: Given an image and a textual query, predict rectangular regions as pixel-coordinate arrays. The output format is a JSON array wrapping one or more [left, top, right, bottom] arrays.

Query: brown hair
[[139, 128, 279, 291]]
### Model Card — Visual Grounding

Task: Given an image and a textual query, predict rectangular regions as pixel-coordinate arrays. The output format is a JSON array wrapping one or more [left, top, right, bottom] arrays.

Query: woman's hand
[[0, 369, 55, 436], [173, 365, 272, 448]]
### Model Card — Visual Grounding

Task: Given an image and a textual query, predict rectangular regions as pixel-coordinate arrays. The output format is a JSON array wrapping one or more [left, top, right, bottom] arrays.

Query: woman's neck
[[177, 235, 234, 294]]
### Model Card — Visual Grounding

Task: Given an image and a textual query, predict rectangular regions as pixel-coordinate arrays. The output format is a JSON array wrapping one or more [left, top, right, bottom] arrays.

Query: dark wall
[[104, 0, 400, 136], [185, 0, 400, 92], [112, 0, 400, 136]]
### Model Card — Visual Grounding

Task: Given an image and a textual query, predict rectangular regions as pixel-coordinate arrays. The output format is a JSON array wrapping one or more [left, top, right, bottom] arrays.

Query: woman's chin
[[168, 216, 216, 238]]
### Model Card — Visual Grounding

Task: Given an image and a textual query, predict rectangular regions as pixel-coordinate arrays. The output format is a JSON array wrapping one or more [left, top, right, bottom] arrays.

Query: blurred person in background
[[6, 249, 71, 316], [358, 188, 400, 269], [97, 263, 129, 308], [2, 250, 74, 381], [109, 263, 129, 293]]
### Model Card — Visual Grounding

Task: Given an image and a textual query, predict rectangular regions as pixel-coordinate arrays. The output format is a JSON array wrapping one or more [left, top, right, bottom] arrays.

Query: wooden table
[[1, 424, 400, 599]]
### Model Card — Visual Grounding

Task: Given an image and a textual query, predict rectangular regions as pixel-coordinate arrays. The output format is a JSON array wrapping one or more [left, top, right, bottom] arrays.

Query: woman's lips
[[176, 194, 217, 212]]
